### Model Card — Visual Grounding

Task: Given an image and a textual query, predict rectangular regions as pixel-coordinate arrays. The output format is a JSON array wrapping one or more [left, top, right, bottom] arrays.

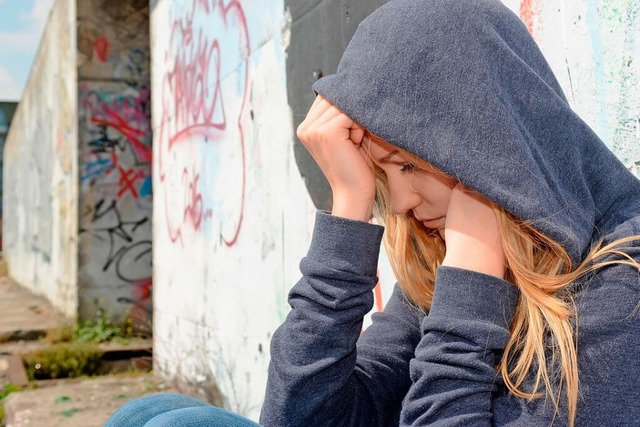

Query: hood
[[312, 0, 640, 263]]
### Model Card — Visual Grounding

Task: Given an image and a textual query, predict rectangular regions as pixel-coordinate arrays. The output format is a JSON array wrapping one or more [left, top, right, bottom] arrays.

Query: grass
[[23, 311, 151, 381], [46, 311, 146, 346], [23, 342, 105, 381], [0, 384, 23, 426]]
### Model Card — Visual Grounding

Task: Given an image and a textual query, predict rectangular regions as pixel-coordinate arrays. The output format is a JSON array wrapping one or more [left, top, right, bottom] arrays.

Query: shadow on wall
[[0, 102, 18, 250], [285, 0, 389, 211]]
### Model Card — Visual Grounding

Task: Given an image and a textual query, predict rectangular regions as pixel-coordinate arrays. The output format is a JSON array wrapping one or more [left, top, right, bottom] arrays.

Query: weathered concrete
[[3, 0, 78, 318], [0, 102, 18, 248], [76, 0, 152, 326], [0, 277, 69, 343], [3, 375, 175, 427], [4, 0, 152, 326]]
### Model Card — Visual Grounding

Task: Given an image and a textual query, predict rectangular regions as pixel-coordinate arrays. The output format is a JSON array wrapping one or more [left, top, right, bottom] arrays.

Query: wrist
[[331, 193, 373, 222], [441, 250, 505, 279]]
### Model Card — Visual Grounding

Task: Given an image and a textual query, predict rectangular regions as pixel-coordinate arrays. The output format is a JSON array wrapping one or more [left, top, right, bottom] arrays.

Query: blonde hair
[[367, 133, 640, 427]]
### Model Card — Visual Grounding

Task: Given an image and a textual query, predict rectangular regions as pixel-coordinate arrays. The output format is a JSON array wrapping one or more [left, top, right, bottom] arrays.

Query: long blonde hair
[[368, 133, 640, 427]]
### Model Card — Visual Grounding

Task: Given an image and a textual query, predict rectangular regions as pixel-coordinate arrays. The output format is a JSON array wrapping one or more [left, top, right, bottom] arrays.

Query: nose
[[389, 181, 421, 215]]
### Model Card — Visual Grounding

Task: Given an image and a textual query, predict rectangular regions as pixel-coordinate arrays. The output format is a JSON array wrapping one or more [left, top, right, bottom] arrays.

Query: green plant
[[45, 324, 75, 344], [75, 311, 123, 344], [0, 384, 23, 425], [23, 342, 104, 380]]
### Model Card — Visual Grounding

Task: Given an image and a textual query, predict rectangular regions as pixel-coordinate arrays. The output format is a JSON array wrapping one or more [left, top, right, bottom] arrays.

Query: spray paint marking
[[159, 0, 250, 247], [520, 0, 539, 39], [94, 35, 110, 62]]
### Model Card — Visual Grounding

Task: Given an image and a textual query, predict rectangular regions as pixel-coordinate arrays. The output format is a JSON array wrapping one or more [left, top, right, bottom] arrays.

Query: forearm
[[261, 211, 385, 426], [401, 267, 519, 426]]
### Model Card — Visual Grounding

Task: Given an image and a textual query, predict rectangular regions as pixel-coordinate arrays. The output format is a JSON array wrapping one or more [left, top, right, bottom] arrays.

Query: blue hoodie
[[261, 0, 640, 425]]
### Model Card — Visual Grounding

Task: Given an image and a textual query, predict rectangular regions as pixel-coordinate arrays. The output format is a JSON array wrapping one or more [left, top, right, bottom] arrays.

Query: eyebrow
[[378, 150, 400, 163]]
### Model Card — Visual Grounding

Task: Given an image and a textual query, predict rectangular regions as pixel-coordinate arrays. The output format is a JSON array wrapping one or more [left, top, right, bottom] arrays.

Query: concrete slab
[[3, 375, 177, 427], [0, 278, 70, 343]]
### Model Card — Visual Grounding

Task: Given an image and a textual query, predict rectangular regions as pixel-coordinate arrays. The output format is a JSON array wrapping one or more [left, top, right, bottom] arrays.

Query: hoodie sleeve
[[400, 266, 519, 426], [260, 211, 422, 427]]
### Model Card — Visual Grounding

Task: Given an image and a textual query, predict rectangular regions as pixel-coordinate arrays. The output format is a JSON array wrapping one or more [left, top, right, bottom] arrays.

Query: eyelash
[[399, 163, 416, 173]]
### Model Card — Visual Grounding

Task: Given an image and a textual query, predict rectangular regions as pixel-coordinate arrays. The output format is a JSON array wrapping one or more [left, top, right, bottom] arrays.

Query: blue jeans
[[104, 393, 262, 427]]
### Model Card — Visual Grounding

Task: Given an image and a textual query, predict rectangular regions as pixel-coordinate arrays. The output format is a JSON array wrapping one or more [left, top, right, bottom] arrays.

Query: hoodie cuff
[[306, 211, 385, 278], [429, 266, 519, 329]]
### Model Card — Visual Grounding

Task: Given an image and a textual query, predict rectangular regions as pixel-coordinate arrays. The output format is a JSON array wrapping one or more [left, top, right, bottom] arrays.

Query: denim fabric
[[312, 0, 640, 263], [105, 393, 261, 427]]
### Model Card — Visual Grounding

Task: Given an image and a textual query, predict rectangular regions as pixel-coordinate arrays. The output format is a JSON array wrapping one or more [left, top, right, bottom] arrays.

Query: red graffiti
[[94, 35, 110, 62], [520, 0, 539, 39], [117, 165, 145, 199], [82, 87, 152, 165], [159, 0, 249, 247]]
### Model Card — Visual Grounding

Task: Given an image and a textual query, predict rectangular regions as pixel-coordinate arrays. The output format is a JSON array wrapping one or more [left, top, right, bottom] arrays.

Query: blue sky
[[0, 0, 55, 101]]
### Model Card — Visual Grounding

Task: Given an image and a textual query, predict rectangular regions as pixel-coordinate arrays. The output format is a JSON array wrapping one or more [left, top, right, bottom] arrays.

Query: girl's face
[[368, 140, 457, 231]]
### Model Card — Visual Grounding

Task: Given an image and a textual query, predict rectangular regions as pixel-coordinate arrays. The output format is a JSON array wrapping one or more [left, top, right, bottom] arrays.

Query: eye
[[399, 163, 416, 173]]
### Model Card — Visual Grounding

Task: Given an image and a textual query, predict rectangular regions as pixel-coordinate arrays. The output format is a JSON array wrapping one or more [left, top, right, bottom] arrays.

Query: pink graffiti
[[159, 0, 249, 247], [82, 88, 152, 165]]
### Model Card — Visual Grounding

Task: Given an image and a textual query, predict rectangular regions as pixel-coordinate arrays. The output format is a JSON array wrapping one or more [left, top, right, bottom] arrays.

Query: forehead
[[367, 139, 401, 162]]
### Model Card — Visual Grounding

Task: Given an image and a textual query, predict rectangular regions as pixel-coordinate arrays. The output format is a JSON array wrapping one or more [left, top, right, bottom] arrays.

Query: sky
[[0, 0, 56, 101]]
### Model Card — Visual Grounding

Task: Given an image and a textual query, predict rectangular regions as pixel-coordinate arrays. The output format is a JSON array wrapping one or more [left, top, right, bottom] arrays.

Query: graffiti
[[82, 86, 151, 163], [81, 199, 151, 283], [78, 81, 152, 323], [113, 49, 150, 84], [79, 85, 152, 201], [77, 0, 150, 85], [520, 0, 540, 39], [94, 35, 110, 62], [159, 0, 250, 247]]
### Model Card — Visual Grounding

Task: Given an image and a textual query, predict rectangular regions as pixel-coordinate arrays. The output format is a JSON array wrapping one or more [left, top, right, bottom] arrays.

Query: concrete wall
[[3, 0, 78, 317], [151, 0, 317, 415], [3, 0, 152, 324], [502, 0, 640, 173], [0, 101, 18, 247], [76, 0, 152, 326]]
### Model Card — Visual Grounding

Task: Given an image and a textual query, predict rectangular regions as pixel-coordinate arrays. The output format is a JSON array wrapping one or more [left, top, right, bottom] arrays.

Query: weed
[[75, 311, 123, 344], [23, 342, 104, 380]]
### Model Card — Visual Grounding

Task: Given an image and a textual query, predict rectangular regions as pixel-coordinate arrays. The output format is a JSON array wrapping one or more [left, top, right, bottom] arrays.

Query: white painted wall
[[150, 0, 640, 420], [502, 0, 640, 173], [151, 0, 318, 418], [3, 0, 78, 317]]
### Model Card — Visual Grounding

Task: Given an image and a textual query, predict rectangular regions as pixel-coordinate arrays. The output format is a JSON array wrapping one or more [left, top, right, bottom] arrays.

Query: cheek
[[417, 176, 453, 208]]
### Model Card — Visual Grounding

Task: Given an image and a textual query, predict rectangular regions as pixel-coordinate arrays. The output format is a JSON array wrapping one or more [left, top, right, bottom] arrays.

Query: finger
[[303, 95, 335, 125], [350, 122, 365, 145], [310, 109, 355, 144], [298, 100, 340, 141]]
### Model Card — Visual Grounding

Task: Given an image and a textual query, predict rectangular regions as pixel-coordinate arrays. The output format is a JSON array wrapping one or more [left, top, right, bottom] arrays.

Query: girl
[[261, 0, 640, 425], [107, 0, 640, 425]]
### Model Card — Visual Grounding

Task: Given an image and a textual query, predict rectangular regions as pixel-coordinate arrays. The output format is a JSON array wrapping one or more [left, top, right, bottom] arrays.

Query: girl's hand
[[297, 95, 375, 222], [441, 184, 506, 279]]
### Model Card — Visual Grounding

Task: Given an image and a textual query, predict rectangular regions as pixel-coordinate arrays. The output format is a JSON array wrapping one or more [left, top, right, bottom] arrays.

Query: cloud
[[0, 0, 56, 99], [0, 0, 55, 54], [0, 66, 22, 101]]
